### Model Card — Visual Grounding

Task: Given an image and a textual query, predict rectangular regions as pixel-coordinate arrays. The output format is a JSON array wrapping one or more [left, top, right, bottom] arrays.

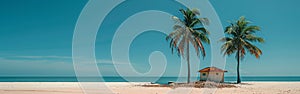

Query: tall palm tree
[[166, 8, 210, 83], [221, 16, 264, 83]]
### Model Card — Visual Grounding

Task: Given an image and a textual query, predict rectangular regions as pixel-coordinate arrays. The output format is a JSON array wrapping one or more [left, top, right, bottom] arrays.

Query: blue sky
[[0, 0, 299, 77]]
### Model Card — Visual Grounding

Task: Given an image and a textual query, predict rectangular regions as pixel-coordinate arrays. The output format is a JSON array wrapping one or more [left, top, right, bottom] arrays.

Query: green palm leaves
[[221, 16, 264, 59], [166, 8, 210, 59], [166, 9, 264, 84], [221, 16, 264, 83], [166, 8, 210, 83]]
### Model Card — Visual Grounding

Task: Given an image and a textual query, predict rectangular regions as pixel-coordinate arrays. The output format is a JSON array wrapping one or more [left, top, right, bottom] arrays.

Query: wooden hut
[[199, 67, 227, 82]]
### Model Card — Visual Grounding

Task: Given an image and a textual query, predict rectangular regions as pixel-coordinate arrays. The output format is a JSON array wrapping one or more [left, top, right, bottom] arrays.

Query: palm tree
[[166, 8, 210, 83], [221, 16, 264, 84]]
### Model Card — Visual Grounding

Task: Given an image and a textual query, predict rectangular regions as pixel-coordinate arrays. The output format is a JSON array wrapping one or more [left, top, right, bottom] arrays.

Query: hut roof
[[199, 67, 227, 72]]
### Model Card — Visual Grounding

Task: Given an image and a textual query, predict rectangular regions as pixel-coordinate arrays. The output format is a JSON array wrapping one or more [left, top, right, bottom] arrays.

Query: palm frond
[[190, 36, 200, 56], [172, 16, 185, 25], [220, 37, 233, 42], [242, 25, 260, 34], [193, 27, 209, 34], [221, 16, 264, 59], [245, 34, 265, 43], [191, 8, 200, 15], [198, 18, 209, 25], [242, 40, 262, 58], [225, 24, 238, 36], [166, 8, 210, 60], [173, 24, 183, 30], [195, 37, 206, 57]]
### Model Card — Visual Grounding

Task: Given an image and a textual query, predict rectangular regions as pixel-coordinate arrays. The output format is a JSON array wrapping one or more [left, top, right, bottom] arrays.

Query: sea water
[[0, 76, 299, 84]]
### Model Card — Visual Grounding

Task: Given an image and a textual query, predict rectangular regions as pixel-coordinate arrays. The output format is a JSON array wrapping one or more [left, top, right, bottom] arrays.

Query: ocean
[[0, 76, 299, 84]]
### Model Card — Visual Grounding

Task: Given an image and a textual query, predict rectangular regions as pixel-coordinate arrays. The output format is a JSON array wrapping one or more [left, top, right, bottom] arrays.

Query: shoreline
[[0, 82, 300, 94]]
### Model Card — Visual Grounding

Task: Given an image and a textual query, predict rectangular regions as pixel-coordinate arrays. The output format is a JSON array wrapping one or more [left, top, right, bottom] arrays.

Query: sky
[[0, 0, 300, 77]]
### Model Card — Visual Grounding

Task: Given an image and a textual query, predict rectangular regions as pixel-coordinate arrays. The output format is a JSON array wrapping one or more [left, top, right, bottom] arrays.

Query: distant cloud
[[0, 56, 74, 76], [0, 56, 120, 76], [0, 56, 130, 76], [3, 56, 128, 65]]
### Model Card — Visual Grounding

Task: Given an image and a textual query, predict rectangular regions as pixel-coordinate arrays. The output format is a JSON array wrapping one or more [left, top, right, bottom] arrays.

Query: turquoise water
[[0, 76, 299, 84]]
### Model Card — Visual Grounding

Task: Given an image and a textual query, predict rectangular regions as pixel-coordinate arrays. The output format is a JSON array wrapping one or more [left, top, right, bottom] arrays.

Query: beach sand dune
[[0, 82, 300, 94]]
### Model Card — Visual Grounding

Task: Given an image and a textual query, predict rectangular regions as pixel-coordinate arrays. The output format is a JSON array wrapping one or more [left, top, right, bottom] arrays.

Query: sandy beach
[[0, 82, 299, 94]]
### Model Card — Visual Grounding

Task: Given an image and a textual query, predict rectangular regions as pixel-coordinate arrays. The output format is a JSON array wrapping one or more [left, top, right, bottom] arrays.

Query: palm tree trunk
[[237, 50, 241, 84], [187, 43, 190, 83]]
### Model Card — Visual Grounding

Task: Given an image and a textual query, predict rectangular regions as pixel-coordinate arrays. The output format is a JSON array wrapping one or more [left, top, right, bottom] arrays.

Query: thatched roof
[[199, 67, 227, 72]]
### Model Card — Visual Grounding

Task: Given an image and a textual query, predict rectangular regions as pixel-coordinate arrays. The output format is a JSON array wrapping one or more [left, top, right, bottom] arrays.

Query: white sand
[[0, 82, 300, 94]]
